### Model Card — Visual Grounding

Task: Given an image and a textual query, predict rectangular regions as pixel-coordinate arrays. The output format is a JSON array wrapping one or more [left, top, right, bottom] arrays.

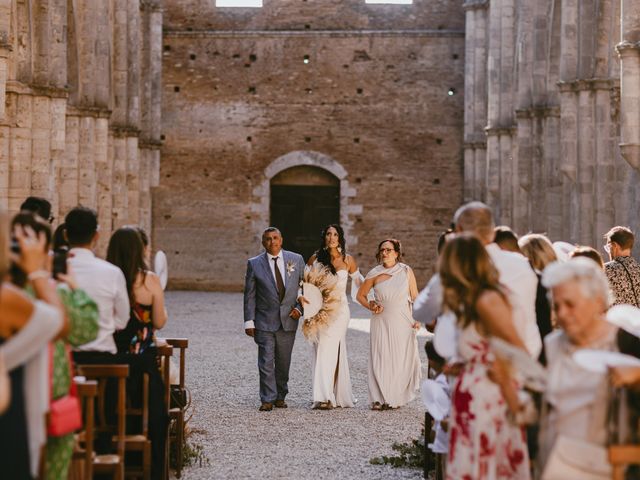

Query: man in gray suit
[[244, 227, 306, 411]]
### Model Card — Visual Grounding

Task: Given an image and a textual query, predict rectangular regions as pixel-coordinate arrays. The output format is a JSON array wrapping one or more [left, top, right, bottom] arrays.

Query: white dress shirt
[[413, 273, 443, 326], [485, 243, 542, 357], [69, 248, 130, 353]]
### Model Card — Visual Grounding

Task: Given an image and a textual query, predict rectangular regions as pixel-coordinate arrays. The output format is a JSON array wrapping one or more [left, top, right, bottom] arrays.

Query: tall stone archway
[[250, 151, 362, 254]]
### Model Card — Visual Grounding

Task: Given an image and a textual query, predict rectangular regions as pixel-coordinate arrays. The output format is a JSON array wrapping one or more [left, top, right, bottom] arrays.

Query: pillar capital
[[616, 41, 640, 58], [463, 0, 488, 11], [620, 144, 640, 171]]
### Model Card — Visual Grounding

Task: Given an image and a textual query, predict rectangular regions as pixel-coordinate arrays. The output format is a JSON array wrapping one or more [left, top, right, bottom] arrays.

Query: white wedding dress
[[311, 269, 355, 407]]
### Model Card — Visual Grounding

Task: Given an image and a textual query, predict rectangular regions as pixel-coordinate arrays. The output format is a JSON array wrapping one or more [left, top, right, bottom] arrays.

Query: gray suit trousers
[[254, 328, 296, 403]]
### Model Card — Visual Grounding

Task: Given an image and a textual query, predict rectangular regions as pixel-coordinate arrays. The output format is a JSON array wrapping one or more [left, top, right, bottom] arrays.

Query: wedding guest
[[107, 226, 168, 479], [569, 245, 605, 269], [454, 202, 541, 357], [494, 225, 521, 253], [439, 234, 530, 479], [538, 258, 619, 473], [52, 223, 68, 252], [413, 229, 454, 328], [66, 206, 129, 361], [356, 239, 421, 410], [0, 213, 64, 479], [10, 212, 99, 480], [20, 196, 53, 224], [518, 233, 557, 364], [307, 225, 358, 409], [603, 226, 640, 306]]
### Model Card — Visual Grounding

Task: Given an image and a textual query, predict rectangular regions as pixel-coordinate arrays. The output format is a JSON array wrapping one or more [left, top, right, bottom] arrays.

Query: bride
[[305, 224, 359, 410]]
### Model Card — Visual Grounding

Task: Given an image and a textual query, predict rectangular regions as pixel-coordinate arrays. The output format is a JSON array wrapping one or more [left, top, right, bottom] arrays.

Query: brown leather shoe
[[274, 400, 288, 408], [259, 402, 273, 411]]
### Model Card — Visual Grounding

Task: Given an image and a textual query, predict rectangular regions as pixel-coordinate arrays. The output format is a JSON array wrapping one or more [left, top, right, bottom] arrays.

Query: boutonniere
[[286, 260, 296, 277]]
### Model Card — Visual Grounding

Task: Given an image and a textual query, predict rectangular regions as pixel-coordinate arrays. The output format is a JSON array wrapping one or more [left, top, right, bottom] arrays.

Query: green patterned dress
[[44, 286, 99, 480]]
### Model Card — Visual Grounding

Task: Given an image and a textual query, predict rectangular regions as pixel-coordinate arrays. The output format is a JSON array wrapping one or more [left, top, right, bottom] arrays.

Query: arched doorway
[[270, 166, 340, 260]]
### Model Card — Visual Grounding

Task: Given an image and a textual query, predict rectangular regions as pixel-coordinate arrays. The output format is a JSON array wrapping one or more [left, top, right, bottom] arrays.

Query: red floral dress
[[446, 323, 530, 480]]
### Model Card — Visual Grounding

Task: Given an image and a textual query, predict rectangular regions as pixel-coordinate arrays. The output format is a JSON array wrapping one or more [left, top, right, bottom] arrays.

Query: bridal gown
[[311, 269, 355, 407]]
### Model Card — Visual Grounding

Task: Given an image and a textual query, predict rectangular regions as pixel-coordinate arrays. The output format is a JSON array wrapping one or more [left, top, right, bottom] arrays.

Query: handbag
[[541, 435, 611, 480], [47, 344, 82, 437], [0, 351, 10, 415]]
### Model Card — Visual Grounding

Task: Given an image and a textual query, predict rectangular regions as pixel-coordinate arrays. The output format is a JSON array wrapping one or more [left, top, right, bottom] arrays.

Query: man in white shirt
[[454, 202, 541, 357], [65, 207, 129, 361]]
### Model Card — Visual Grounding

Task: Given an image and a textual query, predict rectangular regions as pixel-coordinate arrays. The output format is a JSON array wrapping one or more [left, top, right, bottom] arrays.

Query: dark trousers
[[254, 328, 296, 403], [73, 350, 168, 480]]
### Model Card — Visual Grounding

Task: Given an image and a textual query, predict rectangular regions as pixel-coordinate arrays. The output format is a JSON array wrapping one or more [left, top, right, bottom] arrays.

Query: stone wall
[[464, 0, 640, 255], [0, 0, 162, 256], [157, 0, 466, 290]]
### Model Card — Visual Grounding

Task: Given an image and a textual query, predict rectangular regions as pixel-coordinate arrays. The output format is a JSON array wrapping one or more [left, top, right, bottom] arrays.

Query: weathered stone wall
[[0, 0, 162, 256], [464, 0, 640, 256], [157, 1, 466, 290]]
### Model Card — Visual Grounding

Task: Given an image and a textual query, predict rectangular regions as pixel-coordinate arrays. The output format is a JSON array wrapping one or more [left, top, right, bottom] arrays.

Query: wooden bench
[[70, 379, 98, 480]]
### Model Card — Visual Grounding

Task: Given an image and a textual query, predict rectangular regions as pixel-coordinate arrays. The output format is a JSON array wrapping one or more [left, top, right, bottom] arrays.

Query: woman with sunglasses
[[357, 239, 421, 410]]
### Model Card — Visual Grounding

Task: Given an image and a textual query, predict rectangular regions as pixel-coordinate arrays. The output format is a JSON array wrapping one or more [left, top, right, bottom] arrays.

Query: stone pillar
[[463, 0, 488, 202], [485, 0, 516, 224], [617, 0, 640, 170]]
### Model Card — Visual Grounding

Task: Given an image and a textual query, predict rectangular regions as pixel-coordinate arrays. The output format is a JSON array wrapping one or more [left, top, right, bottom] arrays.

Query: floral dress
[[114, 302, 155, 354], [446, 323, 530, 480], [46, 286, 99, 480]]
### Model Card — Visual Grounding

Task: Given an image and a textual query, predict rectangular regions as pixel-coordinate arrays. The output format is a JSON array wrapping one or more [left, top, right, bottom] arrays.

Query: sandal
[[371, 402, 382, 411]]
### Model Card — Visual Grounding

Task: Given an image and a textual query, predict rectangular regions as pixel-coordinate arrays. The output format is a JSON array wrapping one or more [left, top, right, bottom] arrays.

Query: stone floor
[[161, 291, 430, 479]]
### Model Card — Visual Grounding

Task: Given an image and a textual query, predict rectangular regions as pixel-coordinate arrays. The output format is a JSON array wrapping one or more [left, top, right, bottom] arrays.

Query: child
[[422, 339, 450, 480]]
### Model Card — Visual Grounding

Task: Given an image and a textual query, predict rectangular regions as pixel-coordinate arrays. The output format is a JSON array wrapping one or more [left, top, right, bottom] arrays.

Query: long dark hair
[[314, 224, 346, 275], [107, 226, 148, 305]]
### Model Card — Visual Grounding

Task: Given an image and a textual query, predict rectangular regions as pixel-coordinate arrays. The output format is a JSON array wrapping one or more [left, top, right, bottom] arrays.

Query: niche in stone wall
[[270, 166, 340, 260]]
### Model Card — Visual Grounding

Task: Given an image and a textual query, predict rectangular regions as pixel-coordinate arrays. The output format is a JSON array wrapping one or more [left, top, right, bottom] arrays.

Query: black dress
[[0, 338, 32, 479]]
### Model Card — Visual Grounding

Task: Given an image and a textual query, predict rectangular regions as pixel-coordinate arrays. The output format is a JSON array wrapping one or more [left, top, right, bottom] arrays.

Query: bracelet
[[27, 270, 50, 281]]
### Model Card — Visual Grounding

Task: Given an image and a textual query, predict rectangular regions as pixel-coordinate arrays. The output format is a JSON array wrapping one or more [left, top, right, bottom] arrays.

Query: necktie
[[273, 257, 285, 302]]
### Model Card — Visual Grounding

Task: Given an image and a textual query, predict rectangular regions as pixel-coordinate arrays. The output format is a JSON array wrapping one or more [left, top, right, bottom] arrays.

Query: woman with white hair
[[538, 257, 618, 475]]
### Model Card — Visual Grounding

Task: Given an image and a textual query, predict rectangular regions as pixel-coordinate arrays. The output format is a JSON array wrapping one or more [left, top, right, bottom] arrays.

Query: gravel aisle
[[161, 291, 429, 480]]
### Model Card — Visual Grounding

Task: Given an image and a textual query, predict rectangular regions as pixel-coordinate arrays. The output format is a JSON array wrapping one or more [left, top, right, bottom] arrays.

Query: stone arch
[[251, 150, 361, 250]]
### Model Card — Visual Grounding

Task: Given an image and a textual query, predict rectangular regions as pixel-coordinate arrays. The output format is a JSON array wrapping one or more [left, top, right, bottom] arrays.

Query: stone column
[[485, 0, 516, 224], [617, 0, 640, 170], [463, 0, 488, 202]]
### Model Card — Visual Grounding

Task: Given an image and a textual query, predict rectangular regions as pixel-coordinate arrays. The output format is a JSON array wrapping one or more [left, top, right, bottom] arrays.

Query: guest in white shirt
[[64, 207, 129, 360], [453, 202, 541, 357]]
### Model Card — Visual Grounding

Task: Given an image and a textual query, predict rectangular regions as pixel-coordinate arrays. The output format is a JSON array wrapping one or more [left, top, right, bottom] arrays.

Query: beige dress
[[538, 326, 618, 469], [368, 264, 421, 407]]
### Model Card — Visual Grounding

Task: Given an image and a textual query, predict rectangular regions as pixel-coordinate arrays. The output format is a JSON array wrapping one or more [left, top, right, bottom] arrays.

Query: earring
[[337, 246, 342, 253]]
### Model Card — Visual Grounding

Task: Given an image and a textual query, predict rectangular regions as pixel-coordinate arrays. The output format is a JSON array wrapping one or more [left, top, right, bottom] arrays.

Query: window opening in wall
[[365, 0, 412, 4], [216, 0, 263, 7]]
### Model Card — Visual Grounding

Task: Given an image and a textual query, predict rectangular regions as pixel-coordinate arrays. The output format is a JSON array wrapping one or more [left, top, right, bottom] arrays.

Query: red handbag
[[47, 344, 82, 437]]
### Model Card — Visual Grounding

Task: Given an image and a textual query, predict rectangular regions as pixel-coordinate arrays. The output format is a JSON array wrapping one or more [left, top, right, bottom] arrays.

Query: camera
[[52, 247, 68, 278]]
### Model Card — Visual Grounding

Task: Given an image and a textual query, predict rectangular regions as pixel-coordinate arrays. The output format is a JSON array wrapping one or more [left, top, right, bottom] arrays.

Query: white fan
[[154, 250, 168, 290], [606, 304, 640, 338], [302, 283, 323, 320]]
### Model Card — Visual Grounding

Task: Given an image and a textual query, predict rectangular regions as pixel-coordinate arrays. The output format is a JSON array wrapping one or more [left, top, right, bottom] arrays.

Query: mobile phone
[[52, 247, 68, 278]]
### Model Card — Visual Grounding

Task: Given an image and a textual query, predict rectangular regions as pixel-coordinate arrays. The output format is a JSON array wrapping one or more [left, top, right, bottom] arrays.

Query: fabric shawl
[[365, 262, 409, 281]]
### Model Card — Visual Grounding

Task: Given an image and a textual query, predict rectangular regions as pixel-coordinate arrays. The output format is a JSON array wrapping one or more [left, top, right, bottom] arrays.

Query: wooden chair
[[156, 345, 174, 480], [166, 338, 189, 478], [610, 445, 640, 480], [424, 411, 434, 479], [77, 364, 129, 480], [70, 379, 98, 480], [121, 372, 151, 480]]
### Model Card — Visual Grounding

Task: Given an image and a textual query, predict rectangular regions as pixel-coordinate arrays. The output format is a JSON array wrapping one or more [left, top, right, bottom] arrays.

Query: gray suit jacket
[[243, 250, 306, 332]]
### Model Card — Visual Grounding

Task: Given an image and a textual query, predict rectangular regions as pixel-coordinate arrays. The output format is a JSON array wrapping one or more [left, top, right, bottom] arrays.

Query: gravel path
[[161, 291, 430, 480]]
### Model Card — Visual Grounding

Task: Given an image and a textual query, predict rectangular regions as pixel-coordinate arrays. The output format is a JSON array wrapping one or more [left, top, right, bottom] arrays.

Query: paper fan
[[154, 250, 168, 290], [573, 349, 640, 374], [606, 304, 640, 338]]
